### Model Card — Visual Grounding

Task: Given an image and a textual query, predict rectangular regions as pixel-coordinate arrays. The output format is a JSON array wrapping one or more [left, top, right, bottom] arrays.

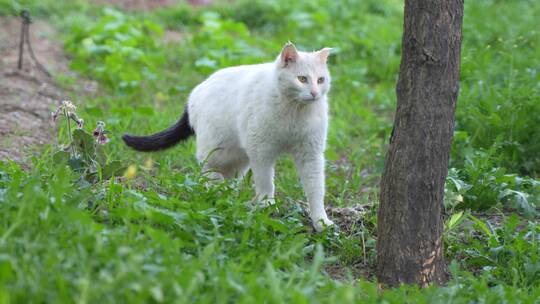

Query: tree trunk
[[376, 0, 464, 287]]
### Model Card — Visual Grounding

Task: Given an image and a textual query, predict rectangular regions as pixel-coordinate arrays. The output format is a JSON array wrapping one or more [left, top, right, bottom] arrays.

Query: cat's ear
[[317, 47, 333, 63], [280, 42, 299, 67]]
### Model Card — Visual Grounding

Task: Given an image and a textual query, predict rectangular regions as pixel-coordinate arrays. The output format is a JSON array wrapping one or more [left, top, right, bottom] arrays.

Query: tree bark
[[376, 0, 464, 287]]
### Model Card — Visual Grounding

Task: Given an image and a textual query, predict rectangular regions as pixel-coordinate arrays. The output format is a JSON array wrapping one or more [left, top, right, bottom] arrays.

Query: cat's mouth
[[299, 97, 319, 103]]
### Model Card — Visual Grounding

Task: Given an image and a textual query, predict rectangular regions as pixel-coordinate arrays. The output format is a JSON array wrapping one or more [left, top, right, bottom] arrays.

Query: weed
[[65, 8, 165, 94]]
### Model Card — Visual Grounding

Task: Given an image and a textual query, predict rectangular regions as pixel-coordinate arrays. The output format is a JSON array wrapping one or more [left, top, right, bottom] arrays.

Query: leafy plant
[[456, 0, 540, 175], [191, 11, 267, 73], [447, 214, 540, 288], [445, 151, 539, 217], [51, 101, 124, 183], [64, 8, 165, 93]]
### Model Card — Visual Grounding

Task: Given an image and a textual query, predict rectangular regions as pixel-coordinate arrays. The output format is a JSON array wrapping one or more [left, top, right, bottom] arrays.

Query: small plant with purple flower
[[51, 100, 124, 183]]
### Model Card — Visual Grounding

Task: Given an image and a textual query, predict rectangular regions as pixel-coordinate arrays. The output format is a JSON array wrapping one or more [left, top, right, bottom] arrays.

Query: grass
[[1, 0, 539, 302]]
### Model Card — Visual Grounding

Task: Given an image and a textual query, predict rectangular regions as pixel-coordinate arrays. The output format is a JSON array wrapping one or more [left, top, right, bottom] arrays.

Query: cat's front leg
[[294, 152, 334, 232]]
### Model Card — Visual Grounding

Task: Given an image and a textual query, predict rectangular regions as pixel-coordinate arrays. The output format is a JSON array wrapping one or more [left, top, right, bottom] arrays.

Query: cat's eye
[[297, 76, 308, 83], [317, 77, 325, 84]]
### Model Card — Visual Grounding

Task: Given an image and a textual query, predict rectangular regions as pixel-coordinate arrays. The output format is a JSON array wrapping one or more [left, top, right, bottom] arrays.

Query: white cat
[[123, 42, 335, 231]]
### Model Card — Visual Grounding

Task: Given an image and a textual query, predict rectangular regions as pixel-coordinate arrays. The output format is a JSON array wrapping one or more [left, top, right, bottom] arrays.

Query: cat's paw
[[246, 196, 276, 211], [257, 197, 276, 208], [312, 216, 335, 232]]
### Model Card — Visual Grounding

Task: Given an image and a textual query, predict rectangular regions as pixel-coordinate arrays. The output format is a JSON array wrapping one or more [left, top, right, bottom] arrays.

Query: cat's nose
[[310, 91, 318, 98]]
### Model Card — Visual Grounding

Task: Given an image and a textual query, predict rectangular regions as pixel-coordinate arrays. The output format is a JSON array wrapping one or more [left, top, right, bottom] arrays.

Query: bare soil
[[0, 17, 70, 164]]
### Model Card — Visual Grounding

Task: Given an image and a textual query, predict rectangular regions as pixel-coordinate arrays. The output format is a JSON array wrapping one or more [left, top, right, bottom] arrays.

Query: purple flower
[[68, 113, 84, 129], [96, 133, 110, 145], [75, 118, 84, 129], [51, 107, 62, 123], [93, 121, 109, 145]]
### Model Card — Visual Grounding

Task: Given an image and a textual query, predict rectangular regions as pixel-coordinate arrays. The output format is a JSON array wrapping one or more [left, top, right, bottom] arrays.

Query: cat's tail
[[122, 108, 194, 152]]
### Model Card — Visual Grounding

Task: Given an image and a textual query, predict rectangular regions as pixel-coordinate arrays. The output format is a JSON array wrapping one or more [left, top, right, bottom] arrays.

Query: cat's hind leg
[[221, 154, 249, 179], [198, 146, 249, 181]]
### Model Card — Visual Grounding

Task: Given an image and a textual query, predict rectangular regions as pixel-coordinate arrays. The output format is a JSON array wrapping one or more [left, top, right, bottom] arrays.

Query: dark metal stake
[[17, 10, 28, 70], [16, 9, 51, 77]]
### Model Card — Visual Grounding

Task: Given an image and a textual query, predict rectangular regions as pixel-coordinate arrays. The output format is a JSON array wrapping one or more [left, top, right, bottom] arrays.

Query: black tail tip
[[122, 134, 139, 150], [122, 134, 131, 144], [122, 109, 193, 152], [122, 133, 170, 152]]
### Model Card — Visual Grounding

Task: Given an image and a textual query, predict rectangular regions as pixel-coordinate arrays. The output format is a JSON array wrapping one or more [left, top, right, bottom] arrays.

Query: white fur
[[187, 43, 334, 231]]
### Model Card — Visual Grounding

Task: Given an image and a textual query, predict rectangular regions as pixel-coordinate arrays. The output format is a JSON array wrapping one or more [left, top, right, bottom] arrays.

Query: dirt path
[[0, 0, 202, 165], [0, 17, 74, 164]]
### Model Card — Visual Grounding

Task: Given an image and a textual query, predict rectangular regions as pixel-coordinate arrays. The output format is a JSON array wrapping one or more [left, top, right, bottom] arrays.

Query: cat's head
[[275, 42, 332, 104]]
